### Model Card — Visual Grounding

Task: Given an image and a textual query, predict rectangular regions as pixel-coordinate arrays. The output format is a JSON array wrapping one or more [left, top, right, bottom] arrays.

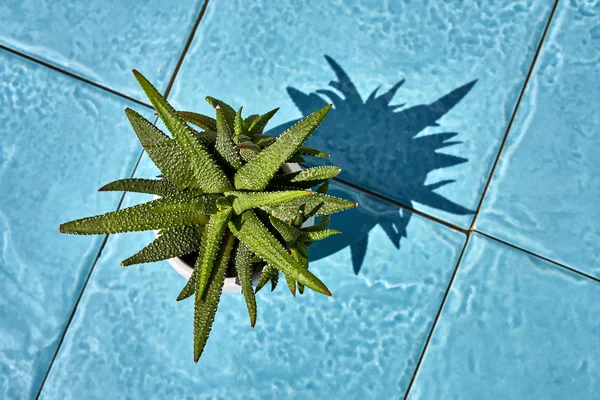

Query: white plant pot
[[155, 163, 314, 293]]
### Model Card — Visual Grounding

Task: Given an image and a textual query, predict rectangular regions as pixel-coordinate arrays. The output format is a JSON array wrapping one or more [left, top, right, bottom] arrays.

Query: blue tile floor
[[1, 0, 599, 398]]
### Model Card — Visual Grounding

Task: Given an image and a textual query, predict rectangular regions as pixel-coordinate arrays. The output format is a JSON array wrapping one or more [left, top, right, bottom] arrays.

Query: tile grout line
[[467, 0, 562, 231], [403, 234, 471, 399], [404, 2, 562, 397], [328, 174, 469, 234], [34, 1, 210, 398], [0, 43, 153, 110], [475, 231, 600, 284]]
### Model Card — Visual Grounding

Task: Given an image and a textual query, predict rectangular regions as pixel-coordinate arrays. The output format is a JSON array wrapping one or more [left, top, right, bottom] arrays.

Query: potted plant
[[59, 71, 357, 361]]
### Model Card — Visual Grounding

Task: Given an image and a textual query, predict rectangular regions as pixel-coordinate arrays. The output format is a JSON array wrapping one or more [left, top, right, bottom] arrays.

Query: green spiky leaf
[[247, 108, 279, 136], [270, 166, 341, 189], [121, 225, 202, 266], [235, 141, 261, 151], [177, 266, 197, 301], [241, 149, 260, 162], [244, 114, 259, 126], [234, 107, 245, 136], [285, 274, 296, 296], [255, 264, 276, 293], [297, 146, 330, 158], [253, 135, 276, 147], [179, 111, 217, 131], [230, 190, 312, 215], [143, 141, 197, 189], [233, 105, 331, 191], [270, 269, 279, 291], [193, 232, 235, 362], [260, 192, 357, 221], [59, 193, 209, 235], [302, 229, 341, 242], [269, 215, 301, 245], [215, 107, 242, 170], [125, 108, 197, 189], [290, 243, 309, 295], [133, 70, 232, 193], [233, 242, 256, 327], [228, 211, 331, 296], [99, 178, 179, 197], [196, 207, 233, 299], [205, 97, 236, 127]]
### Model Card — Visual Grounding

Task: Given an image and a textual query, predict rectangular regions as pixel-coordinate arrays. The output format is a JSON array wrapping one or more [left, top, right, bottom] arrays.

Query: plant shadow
[[267, 56, 476, 274]]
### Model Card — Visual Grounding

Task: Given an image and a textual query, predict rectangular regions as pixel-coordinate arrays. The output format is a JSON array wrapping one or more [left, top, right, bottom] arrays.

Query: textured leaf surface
[[297, 146, 330, 158], [177, 265, 197, 301], [270, 166, 340, 189], [255, 264, 276, 293], [291, 244, 309, 295], [260, 192, 357, 221], [133, 70, 232, 193], [247, 108, 279, 136], [179, 111, 217, 131], [238, 146, 260, 162], [177, 224, 210, 301], [205, 97, 236, 127], [215, 107, 242, 170], [99, 178, 179, 196], [196, 207, 233, 299], [233, 243, 257, 327], [253, 135, 276, 147], [244, 114, 259, 126], [302, 229, 341, 242], [121, 226, 202, 266], [230, 190, 311, 214], [193, 232, 235, 362], [234, 105, 331, 190], [125, 108, 169, 146], [284, 273, 296, 296], [234, 107, 245, 136], [228, 211, 331, 296], [269, 215, 301, 245], [143, 140, 197, 189], [59, 193, 209, 234], [125, 108, 197, 189]]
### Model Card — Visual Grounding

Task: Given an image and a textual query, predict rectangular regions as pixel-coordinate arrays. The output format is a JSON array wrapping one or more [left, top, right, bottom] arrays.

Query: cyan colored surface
[[477, 0, 600, 279], [169, 0, 555, 228], [1, 0, 600, 398], [39, 157, 465, 399], [0, 49, 143, 398], [408, 234, 600, 399], [0, 0, 205, 100]]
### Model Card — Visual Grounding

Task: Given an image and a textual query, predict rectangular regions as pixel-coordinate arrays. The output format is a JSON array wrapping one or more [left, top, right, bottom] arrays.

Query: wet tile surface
[[477, 0, 600, 279], [39, 157, 465, 399], [0, 0, 205, 100], [169, 0, 555, 228], [0, 49, 144, 398], [408, 234, 600, 400]]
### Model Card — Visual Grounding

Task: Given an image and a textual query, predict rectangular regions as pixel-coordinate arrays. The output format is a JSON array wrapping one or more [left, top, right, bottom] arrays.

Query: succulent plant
[[59, 71, 357, 362]]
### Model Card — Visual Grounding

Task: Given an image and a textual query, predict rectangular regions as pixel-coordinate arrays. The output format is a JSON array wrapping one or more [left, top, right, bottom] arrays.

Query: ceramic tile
[[408, 234, 600, 400], [477, 0, 600, 278], [0, 0, 205, 100], [168, 0, 555, 228], [0, 49, 146, 398], [39, 156, 465, 399]]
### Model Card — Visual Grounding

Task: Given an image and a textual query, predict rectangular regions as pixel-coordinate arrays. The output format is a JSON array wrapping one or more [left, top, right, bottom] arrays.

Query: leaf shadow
[[267, 56, 476, 274]]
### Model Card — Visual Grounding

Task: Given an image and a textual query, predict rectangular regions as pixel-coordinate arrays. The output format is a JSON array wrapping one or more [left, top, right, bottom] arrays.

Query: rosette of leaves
[[59, 70, 357, 362]]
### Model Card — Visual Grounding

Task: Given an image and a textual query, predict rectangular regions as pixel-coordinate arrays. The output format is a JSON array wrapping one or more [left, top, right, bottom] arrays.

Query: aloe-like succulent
[[59, 71, 356, 361]]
